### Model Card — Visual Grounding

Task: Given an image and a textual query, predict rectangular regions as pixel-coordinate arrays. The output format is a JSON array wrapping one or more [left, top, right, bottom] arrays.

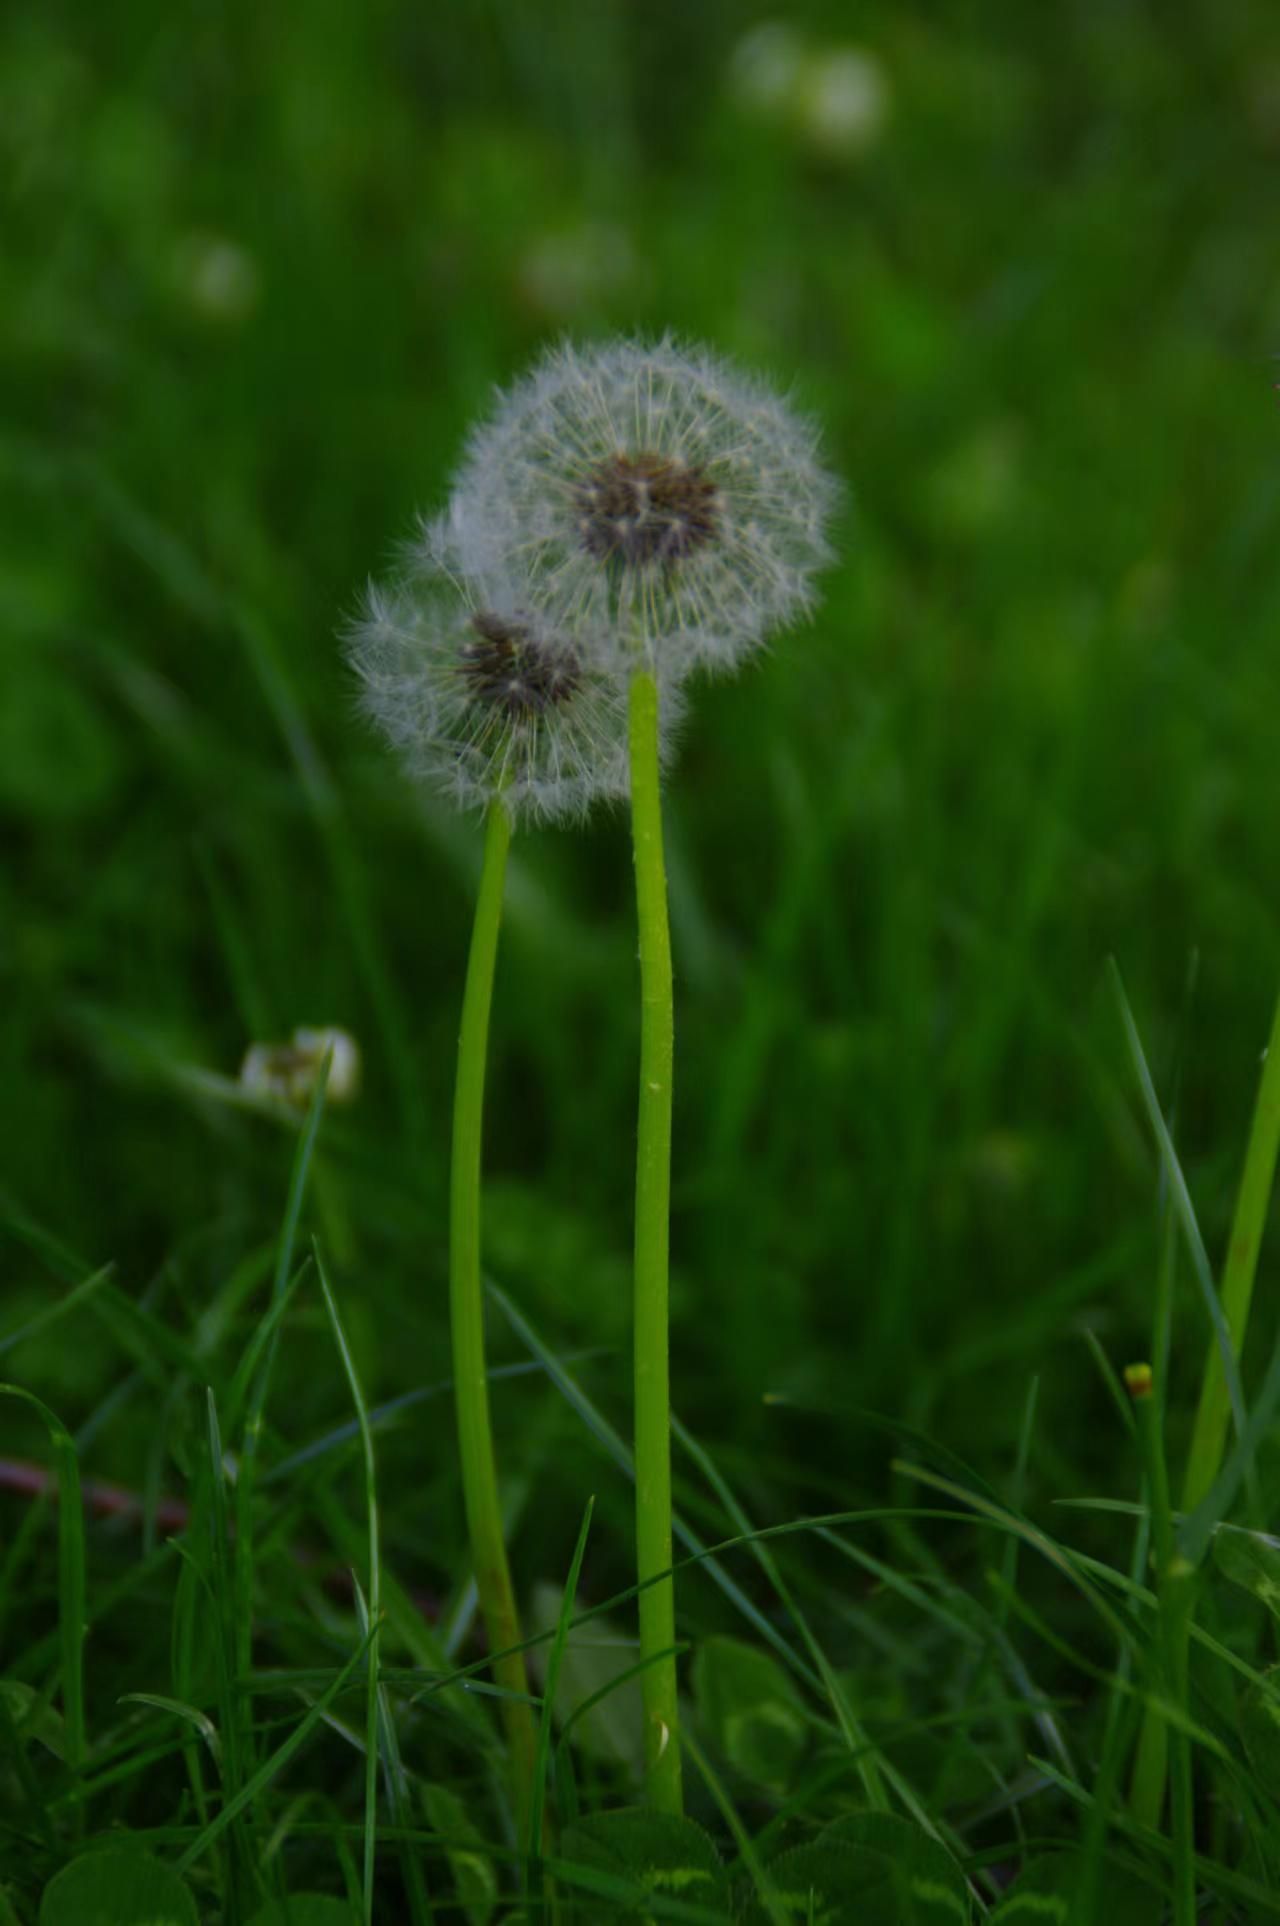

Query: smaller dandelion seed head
[[460, 611, 583, 716], [450, 334, 840, 680], [344, 521, 683, 826]]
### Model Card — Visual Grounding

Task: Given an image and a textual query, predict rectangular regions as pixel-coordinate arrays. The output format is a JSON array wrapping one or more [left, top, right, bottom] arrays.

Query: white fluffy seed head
[[346, 522, 680, 826], [449, 335, 839, 679]]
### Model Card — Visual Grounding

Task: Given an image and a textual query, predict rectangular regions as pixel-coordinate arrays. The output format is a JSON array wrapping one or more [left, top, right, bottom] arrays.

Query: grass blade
[[353, 1576, 434, 1925], [0, 1263, 115, 1361], [489, 1282, 828, 1697], [672, 1412, 888, 1812], [0, 1388, 85, 1775], [314, 1242, 382, 1926], [233, 1052, 331, 1766], [527, 1496, 594, 1875], [1182, 987, 1280, 1511], [175, 1626, 376, 1876], [1109, 959, 1248, 1449]]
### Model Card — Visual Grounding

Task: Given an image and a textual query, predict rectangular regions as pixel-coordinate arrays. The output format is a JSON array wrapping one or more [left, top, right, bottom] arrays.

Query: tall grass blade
[[489, 1283, 826, 1695], [314, 1243, 382, 1926], [672, 1412, 888, 1812], [1182, 988, 1280, 1511], [175, 1626, 376, 1876], [233, 1054, 331, 1766], [527, 1496, 594, 1878], [0, 1388, 85, 1775], [0, 1263, 115, 1361], [1108, 960, 1248, 1447], [353, 1576, 434, 1925]]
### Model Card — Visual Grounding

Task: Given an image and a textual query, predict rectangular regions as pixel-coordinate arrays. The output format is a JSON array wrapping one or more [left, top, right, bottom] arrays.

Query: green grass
[[5, 0, 1280, 1918]]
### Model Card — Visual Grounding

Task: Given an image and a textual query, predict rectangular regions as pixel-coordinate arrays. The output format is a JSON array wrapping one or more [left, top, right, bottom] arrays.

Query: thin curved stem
[[450, 797, 537, 1830], [628, 668, 684, 1815]]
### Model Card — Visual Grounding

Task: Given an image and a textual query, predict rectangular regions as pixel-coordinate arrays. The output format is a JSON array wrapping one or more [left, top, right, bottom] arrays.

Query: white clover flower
[[730, 27, 891, 163], [239, 1027, 361, 1107], [449, 336, 839, 679], [346, 521, 670, 825]]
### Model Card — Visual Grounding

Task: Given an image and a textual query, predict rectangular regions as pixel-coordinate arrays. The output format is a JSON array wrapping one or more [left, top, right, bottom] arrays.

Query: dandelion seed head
[[460, 611, 583, 717], [346, 522, 680, 826], [451, 336, 839, 677], [575, 451, 721, 569]]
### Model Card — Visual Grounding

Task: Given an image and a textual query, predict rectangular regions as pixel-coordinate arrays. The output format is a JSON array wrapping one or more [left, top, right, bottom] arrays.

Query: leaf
[[739, 1840, 898, 1925], [990, 1854, 1161, 1923], [423, 1783, 496, 1926], [559, 1808, 726, 1921], [529, 1580, 644, 1774], [1212, 1528, 1280, 1616], [39, 1849, 199, 1926], [0, 1679, 65, 1760], [120, 1693, 222, 1765], [243, 1902, 357, 1926], [822, 1814, 968, 1921], [1241, 1667, 1280, 1798], [692, 1635, 808, 1791]]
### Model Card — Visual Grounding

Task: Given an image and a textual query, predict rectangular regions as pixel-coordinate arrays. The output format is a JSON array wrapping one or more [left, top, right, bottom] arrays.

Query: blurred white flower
[[730, 24, 890, 163], [347, 520, 668, 823], [171, 231, 259, 324], [450, 337, 837, 679], [796, 48, 890, 161], [240, 1027, 360, 1107], [729, 22, 807, 115]]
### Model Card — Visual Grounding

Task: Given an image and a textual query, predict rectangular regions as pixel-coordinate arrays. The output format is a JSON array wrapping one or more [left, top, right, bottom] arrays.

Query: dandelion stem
[[450, 796, 537, 1830], [628, 667, 683, 1815]]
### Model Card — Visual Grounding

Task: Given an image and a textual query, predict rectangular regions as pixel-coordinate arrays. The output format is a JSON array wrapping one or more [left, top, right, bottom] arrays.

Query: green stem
[[1182, 987, 1280, 1513], [628, 669, 684, 1815], [1127, 1360, 1170, 1831], [450, 797, 537, 1830], [1126, 1365, 1195, 1923], [1163, 1565, 1197, 1926]]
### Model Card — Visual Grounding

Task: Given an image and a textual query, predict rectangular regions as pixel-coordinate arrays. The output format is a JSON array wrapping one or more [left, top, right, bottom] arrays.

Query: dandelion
[[450, 335, 837, 678], [348, 520, 649, 825], [444, 338, 836, 1818], [346, 338, 834, 1827]]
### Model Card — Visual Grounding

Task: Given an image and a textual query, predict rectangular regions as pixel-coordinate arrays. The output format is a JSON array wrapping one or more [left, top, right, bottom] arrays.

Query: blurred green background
[[4, 0, 1280, 1582]]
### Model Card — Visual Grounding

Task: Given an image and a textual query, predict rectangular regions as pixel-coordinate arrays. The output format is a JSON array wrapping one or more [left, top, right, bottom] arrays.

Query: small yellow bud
[[1123, 1362, 1154, 1401]]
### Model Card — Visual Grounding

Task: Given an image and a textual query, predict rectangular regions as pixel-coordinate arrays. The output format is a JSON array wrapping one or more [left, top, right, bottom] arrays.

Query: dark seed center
[[461, 613, 581, 719], [575, 451, 720, 569]]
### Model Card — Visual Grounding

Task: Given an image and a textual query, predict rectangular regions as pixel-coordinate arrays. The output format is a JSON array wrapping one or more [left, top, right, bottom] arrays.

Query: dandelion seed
[[346, 521, 673, 825], [450, 336, 839, 678]]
